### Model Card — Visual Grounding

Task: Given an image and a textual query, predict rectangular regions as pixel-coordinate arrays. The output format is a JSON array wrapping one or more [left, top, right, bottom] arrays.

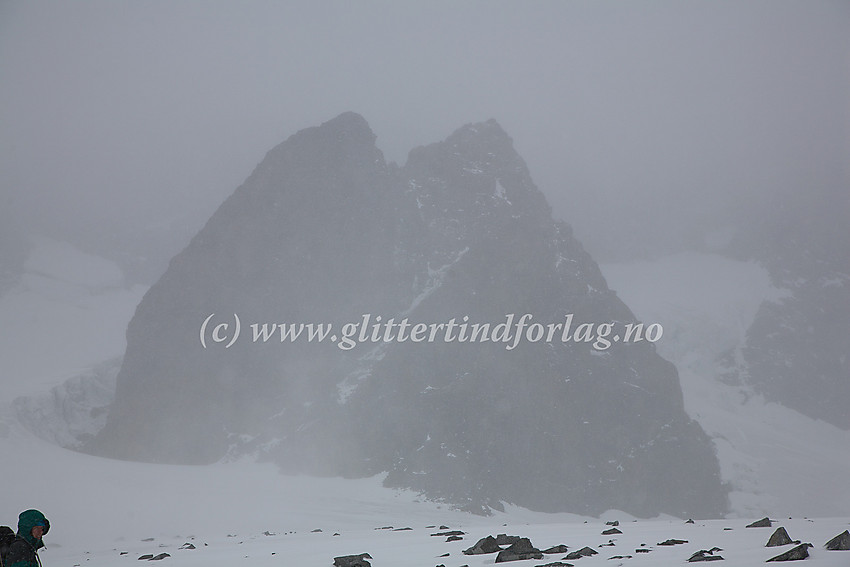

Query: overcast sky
[[1, 1, 847, 270]]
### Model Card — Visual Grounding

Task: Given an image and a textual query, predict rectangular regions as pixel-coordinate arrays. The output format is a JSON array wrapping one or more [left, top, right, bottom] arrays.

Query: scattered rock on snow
[[688, 549, 724, 562], [463, 536, 501, 555], [563, 547, 598, 560], [542, 545, 570, 554], [747, 518, 773, 528], [606, 521, 619, 527], [535, 563, 574, 567], [137, 555, 153, 561], [766, 527, 797, 547], [178, 543, 195, 550], [333, 553, 373, 567], [447, 535, 463, 542], [495, 534, 522, 545], [431, 530, 465, 537], [824, 530, 850, 550], [657, 539, 688, 546], [766, 543, 813, 562], [149, 554, 170, 561], [495, 538, 543, 563], [601, 528, 622, 535]]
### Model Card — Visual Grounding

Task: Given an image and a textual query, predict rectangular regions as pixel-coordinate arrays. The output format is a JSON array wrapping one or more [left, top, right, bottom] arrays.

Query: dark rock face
[[766, 543, 812, 562], [92, 112, 726, 518], [731, 187, 850, 430], [824, 530, 850, 550]]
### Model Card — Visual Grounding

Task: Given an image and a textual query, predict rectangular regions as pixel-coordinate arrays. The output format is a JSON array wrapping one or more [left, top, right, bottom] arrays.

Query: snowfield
[[1, 241, 849, 566]]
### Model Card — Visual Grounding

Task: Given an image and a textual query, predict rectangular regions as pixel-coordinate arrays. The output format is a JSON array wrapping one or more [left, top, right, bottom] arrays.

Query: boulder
[[542, 545, 570, 554], [333, 553, 372, 567], [563, 547, 598, 560], [747, 518, 773, 528], [688, 549, 724, 562], [766, 543, 812, 562], [495, 538, 543, 563], [766, 527, 796, 547], [463, 536, 501, 555], [824, 530, 850, 551]]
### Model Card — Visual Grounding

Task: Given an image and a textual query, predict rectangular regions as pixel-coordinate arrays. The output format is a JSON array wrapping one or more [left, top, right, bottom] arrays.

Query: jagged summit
[[92, 114, 727, 518]]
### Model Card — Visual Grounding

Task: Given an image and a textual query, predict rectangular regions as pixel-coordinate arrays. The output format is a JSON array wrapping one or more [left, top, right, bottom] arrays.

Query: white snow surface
[[2, 245, 850, 566]]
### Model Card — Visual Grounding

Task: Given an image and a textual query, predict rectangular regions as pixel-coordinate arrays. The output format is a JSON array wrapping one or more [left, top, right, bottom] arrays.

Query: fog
[[3, 1, 847, 275], [1, 1, 849, 521]]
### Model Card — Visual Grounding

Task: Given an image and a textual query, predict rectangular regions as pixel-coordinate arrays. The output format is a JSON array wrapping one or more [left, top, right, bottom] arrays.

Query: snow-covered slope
[[2, 416, 850, 567], [601, 252, 850, 518], [2, 414, 850, 567], [0, 237, 146, 400], [2, 244, 849, 567]]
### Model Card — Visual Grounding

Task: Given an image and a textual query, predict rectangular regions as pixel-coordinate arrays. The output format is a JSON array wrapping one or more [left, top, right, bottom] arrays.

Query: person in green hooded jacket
[[3, 510, 49, 567]]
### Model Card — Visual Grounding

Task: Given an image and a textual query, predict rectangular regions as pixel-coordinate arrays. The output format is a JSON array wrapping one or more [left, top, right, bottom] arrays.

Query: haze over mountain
[[92, 113, 726, 519], [728, 186, 850, 429]]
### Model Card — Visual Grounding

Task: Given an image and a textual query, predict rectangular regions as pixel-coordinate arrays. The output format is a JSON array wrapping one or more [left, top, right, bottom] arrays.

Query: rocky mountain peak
[[92, 113, 727, 518]]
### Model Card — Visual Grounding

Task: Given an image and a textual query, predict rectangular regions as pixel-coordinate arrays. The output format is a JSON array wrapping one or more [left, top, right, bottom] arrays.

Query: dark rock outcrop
[[563, 547, 597, 560], [542, 545, 569, 554], [747, 518, 773, 528], [766, 543, 812, 562], [766, 527, 795, 547], [824, 530, 850, 550], [463, 536, 501, 555], [730, 187, 850, 430], [495, 539, 543, 563], [334, 553, 372, 567], [688, 549, 724, 562], [92, 112, 727, 518]]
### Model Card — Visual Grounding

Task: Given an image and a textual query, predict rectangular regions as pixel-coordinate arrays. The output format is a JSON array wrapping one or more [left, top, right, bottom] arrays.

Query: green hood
[[16, 509, 48, 550]]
